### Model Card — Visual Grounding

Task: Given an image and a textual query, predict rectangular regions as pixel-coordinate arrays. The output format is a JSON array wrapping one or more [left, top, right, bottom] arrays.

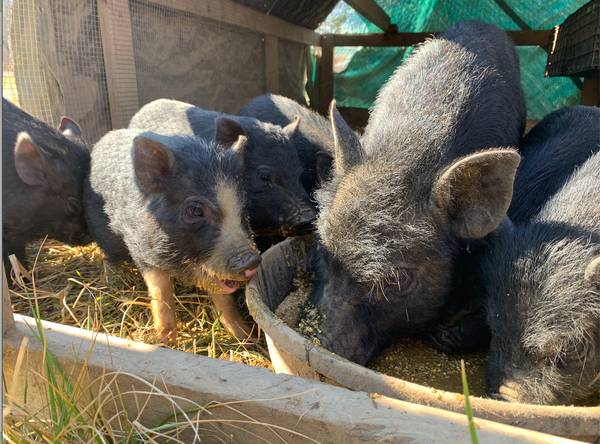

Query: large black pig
[[2, 99, 90, 271], [509, 106, 600, 224], [483, 151, 600, 405], [482, 108, 600, 405], [84, 129, 261, 342], [310, 21, 526, 364], [240, 94, 334, 195], [431, 106, 600, 353], [129, 99, 316, 239]]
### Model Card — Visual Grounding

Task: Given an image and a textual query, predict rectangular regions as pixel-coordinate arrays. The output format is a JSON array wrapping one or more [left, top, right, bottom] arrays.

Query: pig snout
[[496, 381, 523, 403], [285, 204, 317, 234], [228, 250, 261, 279]]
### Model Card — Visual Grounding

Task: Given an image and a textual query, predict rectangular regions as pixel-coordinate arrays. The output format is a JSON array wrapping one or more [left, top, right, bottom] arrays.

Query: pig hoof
[[220, 315, 257, 342], [156, 326, 178, 344], [223, 320, 256, 342]]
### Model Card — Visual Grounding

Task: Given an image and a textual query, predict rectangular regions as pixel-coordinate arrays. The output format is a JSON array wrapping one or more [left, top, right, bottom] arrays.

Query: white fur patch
[[216, 179, 244, 235]]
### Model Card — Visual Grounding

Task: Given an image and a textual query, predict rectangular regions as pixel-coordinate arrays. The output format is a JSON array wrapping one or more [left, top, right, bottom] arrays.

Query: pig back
[[361, 21, 525, 178]]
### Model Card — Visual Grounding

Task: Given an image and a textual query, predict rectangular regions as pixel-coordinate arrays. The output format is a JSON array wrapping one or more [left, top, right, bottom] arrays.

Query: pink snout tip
[[244, 267, 258, 279]]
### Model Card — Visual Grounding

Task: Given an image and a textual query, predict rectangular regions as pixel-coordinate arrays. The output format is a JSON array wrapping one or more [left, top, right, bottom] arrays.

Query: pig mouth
[[200, 275, 245, 294], [213, 277, 242, 294], [196, 268, 258, 295], [281, 221, 315, 236]]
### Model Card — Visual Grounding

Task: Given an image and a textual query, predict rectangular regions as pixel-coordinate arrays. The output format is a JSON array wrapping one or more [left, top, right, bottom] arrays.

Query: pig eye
[[257, 166, 272, 183], [563, 341, 588, 363], [398, 267, 418, 292], [66, 197, 81, 215], [183, 202, 207, 224], [542, 341, 587, 369], [544, 354, 566, 369]]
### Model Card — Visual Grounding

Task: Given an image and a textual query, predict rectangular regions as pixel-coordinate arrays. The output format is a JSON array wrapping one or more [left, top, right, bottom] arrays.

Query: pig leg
[[428, 242, 490, 353], [143, 268, 177, 343], [210, 293, 254, 340], [427, 303, 490, 353]]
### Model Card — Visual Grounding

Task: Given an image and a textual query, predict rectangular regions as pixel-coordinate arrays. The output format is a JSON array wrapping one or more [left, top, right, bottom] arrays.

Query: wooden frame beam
[[324, 30, 554, 48], [264, 35, 280, 94], [344, 0, 395, 33], [317, 36, 334, 115], [581, 78, 600, 106], [3, 315, 583, 443], [147, 0, 321, 46], [97, 0, 140, 129]]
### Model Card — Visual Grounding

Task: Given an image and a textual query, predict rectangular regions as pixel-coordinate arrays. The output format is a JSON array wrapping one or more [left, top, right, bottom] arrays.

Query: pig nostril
[[303, 207, 317, 220], [497, 383, 521, 402], [291, 220, 315, 234], [239, 254, 261, 274]]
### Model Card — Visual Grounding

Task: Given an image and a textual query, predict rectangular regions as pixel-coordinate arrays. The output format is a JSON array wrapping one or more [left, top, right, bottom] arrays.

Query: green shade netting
[[317, 0, 586, 120]]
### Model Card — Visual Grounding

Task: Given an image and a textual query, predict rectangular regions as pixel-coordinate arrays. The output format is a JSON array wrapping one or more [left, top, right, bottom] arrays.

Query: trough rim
[[245, 239, 600, 440]]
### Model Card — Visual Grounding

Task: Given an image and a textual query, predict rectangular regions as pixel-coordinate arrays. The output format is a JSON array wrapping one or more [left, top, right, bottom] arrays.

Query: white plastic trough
[[1, 263, 595, 442], [245, 236, 600, 443]]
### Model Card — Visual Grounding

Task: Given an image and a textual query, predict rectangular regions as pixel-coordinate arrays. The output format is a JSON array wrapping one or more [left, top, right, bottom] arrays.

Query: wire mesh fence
[[2, 0, 310, 143], [128, 0, 265, 115], [3, 0, 111, 143]]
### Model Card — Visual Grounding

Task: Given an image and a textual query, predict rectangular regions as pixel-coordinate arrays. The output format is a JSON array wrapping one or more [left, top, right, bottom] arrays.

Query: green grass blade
[[461, 359, 479, 444]]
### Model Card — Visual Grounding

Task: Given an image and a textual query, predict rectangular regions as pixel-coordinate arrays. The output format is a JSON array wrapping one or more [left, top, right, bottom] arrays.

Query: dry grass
[[2, 239, 302, 442], [4, 361, 317, 444], [9, 239, 272, 368], [3, 271, 316, 444]]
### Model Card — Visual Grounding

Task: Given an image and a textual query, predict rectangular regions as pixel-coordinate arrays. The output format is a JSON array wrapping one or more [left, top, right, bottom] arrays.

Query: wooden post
[[97, 0, 140, 129], [3, 264, 14, 336], [317, 36, 334, 116], [581, 78, 600, 106], [264, 35, 280, 94]]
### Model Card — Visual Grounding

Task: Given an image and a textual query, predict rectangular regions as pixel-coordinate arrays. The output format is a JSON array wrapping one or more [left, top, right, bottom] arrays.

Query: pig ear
[[431, 149, 521, 239], [133, 136, 175, 194], [283, 116, 300, 137], [215, 117, 246, 147], [329, 100, 364, 176], [58, 116, 82, 138], [14, 132, 48, 186], [584, 257, 600, 288], [230, 135, 248, 158]]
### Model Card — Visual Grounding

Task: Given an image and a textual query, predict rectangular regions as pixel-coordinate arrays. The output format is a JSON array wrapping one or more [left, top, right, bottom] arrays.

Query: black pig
[[2, 99, 90, 270], [84, 129, 261, 342], [431, 106, 600, 353], [509, 106, 600, 224], [311, 21, 525, 364], [483, 151, 600, 405], [129, 99, 316, 238], [240, 94, 334, 195]]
